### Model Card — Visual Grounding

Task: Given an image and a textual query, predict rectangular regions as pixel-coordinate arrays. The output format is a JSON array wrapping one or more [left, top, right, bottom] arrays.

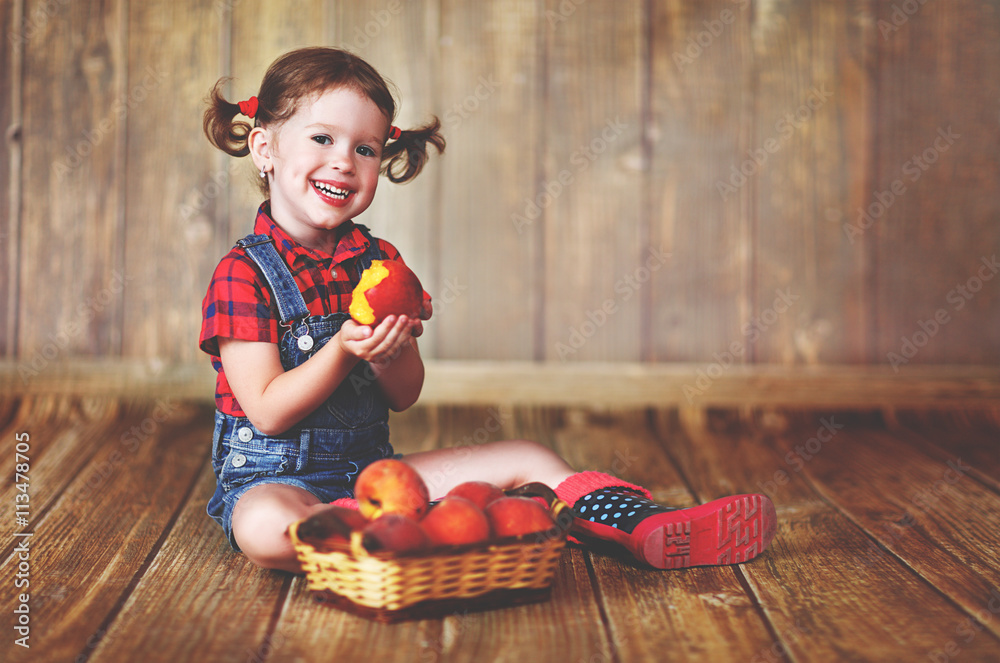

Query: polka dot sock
[[554, 471, 778, 569], [553, 471, 666, 543], [573, 487, 679, 534]]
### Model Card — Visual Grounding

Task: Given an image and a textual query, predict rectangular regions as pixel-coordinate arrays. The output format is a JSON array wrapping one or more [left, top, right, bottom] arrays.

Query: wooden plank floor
[[2, 397, 1000, 662]]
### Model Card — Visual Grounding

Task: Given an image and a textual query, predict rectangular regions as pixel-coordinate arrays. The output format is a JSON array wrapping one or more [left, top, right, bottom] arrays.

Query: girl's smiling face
[[250, 86, 389, 252]]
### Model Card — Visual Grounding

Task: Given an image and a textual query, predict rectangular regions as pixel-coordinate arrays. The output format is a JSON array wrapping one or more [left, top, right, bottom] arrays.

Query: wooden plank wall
[[2, 0, 998, 373]]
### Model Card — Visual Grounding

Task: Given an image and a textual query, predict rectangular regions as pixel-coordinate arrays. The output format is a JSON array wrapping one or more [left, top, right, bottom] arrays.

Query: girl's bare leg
[[231, 483, 331, 573], [401, 439, 576, 499]]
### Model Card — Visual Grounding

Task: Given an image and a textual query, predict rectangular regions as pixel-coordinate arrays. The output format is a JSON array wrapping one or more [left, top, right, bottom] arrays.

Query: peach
[[446, 481, 505, 511], [295, 506, 368, 552], [349, 259, 425, 326], [485, 496, 556, 539], [420, 497, 492, 546], [361, 514, 431, 554], [354, 459, 430, 521]]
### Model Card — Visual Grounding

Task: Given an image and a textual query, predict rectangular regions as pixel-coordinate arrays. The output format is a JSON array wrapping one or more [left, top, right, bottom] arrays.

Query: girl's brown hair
[[203, 47, 444, 192]]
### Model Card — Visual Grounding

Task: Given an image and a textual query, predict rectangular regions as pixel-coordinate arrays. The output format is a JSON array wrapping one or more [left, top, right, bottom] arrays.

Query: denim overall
[[206, 225, 394, 550]]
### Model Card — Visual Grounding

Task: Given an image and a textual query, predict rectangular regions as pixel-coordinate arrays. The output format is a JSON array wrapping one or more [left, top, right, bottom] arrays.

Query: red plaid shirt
[[200, 203, 402, 416]]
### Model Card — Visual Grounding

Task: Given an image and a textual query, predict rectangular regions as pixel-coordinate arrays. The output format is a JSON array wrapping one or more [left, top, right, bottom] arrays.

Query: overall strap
[[352, 224, 387, 277], [235, 234, 310, 326]]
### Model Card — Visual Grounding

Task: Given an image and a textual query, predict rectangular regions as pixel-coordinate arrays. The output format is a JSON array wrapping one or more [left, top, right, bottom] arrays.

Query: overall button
[[330, 267, 338, 279], [297, 334, 314, 352], [230, 453, 247, 468], [237, 427, 254, 442]]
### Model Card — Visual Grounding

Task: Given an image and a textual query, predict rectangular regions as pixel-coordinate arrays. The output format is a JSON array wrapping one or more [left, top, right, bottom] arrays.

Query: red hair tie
[[388, 125, 401, 140], [238, 96, 258, 119]]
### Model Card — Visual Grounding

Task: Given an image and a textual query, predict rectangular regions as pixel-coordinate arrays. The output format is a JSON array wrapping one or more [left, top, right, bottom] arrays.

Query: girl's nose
[[329, 148, 354, 173]]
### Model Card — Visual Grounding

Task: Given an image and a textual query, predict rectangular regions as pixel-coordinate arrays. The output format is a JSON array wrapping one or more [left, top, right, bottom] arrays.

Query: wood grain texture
[[0, 399, 210, 663], [766, 420, 1000, 639], [883, 409, 1000, 494], [122, 0, 222, 363], [89, 464, 292, 663], [4, 359, 1000, 407], [414, 361, 1000, 407], [647, 0, 754, 362], [885, 406, 1000, 432], [18, 0, 127, 361], [0, 393, 21, 431], [751, 0, 874, 364], [4, 0, 1000, 371], [657, 407, 1000, 661], [0, 398, 132, 537], [436, 0, 543, 360], [276, 576, 444, 663], [3, 398, 1000, 661], [873, 0, 1000, 365], [1, 0, 21, 357], [542, 0, 645, 362]]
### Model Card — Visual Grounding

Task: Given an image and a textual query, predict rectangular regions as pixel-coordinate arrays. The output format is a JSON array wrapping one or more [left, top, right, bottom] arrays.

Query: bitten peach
[[349, 259, 424, 326], [446, 481, 505, 511], [420, 497, 492, 546], [354, 459, 430, 521], [485, 496, 556, 538]]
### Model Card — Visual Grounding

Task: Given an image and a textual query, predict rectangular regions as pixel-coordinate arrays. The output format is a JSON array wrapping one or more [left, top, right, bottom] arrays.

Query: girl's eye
[[356, 145, 376, 157], [312, 135, 332, 145]]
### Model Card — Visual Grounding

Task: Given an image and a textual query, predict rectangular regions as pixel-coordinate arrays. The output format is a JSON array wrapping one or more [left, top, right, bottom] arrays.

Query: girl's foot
[[556, 473, 778, 569]]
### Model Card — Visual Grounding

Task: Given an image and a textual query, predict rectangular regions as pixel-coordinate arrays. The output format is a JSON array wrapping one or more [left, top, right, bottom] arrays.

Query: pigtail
[[203, 78, 254, 157], [381, 117, 446, 184]]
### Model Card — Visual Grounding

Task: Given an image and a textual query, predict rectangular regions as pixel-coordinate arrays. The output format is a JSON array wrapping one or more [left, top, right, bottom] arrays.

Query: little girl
[[201, 47, 776, 574]]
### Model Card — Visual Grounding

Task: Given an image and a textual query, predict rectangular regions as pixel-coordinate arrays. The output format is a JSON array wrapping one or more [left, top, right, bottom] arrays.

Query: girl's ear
[[248, 126, 272, 173]]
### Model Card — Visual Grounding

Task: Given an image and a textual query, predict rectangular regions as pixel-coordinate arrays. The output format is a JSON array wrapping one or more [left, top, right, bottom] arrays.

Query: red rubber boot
[[555, 472, 777, 569]]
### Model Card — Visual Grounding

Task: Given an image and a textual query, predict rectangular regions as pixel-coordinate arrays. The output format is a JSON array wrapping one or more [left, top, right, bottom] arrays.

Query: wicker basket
[[289, 483, 571, 622]]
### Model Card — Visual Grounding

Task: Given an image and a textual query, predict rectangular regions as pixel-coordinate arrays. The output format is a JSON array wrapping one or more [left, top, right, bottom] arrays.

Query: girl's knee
[[231, 485, 320, 571], [237, 533, 291, 570], [233, 504, 296, 569]]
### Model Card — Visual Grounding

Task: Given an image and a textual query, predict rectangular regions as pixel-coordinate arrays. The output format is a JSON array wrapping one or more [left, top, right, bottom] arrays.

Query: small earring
[[259, 167, 267, 178]]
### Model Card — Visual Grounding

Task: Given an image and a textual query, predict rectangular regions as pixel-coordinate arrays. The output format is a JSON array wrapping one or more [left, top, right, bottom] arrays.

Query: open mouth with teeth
[[311, 180, 353, 203]]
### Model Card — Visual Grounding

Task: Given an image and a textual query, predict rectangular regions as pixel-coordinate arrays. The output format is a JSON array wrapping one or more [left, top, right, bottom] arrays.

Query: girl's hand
[[338, 315, 422, 366], [340, 313, 426, 412]]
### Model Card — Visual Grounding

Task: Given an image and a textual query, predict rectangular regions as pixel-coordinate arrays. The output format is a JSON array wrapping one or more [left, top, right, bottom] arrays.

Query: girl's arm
[[371, 335, 424, 412], [219, 335, 360, 435], [220, 313, 425, 435], [340, 315, 425, 412]]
